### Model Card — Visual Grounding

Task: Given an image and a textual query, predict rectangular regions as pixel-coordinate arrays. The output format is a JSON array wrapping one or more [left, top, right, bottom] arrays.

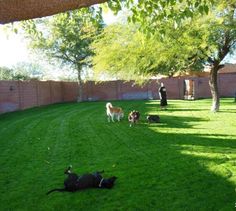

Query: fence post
[[116, 80, 119, 100], [17, 80, 23, 110], [61, 81, 64, 102], [49, 81, 52, 104], [178, 77, 181, 99], [36, 80, 40, 106]]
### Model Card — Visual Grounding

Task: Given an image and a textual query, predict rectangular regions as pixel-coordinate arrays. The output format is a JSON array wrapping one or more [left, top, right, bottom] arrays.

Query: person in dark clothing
[[158, 82, 168, 109]]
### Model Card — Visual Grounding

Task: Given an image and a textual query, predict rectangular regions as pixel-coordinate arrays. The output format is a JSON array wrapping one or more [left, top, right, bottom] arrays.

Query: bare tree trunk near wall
[[208, 28, 232, 112], [209, 67, 220, 112], [77, 69, 83, 102]]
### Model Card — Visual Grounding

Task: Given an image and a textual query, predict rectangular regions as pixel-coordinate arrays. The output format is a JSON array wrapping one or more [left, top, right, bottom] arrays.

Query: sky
[[0, 11, 236, 69], [0, 10, 117, 69], [0, 28, 30, 67]]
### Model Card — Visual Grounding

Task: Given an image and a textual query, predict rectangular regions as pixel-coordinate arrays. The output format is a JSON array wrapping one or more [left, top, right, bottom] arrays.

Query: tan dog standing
[[106, 102, 124, 122]]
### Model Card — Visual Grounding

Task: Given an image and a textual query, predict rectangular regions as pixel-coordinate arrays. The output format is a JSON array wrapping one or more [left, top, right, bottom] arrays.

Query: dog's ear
[[64, 166, 72, 174], [110, 176, 117, 181], [102, 176, 117, 188]]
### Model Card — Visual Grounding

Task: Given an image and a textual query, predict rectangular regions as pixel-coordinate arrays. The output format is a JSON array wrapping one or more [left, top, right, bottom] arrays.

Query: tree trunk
[[77, 69, 83, 102], [209, 67, 220, 112]]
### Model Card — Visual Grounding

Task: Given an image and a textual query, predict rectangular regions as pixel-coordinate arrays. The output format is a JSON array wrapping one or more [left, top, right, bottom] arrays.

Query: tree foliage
[[92, 20, 210, 80], [108, 0, 236, 32], [21, 7, 104, 101], [0, 66, 14, 80], [93, 2, 236, 111], [0, 62, 45, 80]]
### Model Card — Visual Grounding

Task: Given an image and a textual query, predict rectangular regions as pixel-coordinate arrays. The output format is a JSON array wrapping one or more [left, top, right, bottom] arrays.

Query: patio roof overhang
[[0, 0, 108, 24]]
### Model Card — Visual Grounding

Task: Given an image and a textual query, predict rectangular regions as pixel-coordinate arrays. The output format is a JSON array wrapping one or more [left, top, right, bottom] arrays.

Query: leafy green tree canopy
[[92, 20, 210, 80], [93, 2, 236, 111], [107, 0, 236, 32]]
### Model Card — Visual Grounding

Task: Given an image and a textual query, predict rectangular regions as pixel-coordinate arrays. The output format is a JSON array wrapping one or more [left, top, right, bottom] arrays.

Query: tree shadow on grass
[[65, 102, 236, 210], [109, 128, 236, 210], [219, 109, 236, 114], [134, 112, 207, 130], [88, 101, 236, 210], [164, 108, 210, 112], [163, 107, 236, 113]]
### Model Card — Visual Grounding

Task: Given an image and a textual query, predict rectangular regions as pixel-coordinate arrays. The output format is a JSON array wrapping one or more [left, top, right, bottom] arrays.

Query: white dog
[[106, 102, 124, 122]]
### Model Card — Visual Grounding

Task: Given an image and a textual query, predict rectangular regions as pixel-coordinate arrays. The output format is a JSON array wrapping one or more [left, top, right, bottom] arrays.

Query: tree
[[12, 62, 45, 80], [108, 0, 217, 29], [92, 20, 210, 78], [92, 3, 236, 111], [181, 4, 236, 111], [0, 66, 14, 80], [0, 62, 44, 80], [204, 7, 236, 111], [22, 7, 104, 101]]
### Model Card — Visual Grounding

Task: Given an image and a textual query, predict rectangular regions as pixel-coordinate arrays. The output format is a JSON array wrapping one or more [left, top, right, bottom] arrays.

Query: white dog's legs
[[111, 114, 115, 122], [107, 112, 123, 122], [107, 114, 114, 122]]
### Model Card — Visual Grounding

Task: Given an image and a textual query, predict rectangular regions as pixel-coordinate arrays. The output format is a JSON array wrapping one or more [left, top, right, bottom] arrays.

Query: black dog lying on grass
[[147, 115, 160, 123], [46, 166, 117, 195]]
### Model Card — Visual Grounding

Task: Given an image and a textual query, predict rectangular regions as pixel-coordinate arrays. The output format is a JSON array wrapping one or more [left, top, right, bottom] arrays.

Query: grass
[[0, 98, 236, 210]]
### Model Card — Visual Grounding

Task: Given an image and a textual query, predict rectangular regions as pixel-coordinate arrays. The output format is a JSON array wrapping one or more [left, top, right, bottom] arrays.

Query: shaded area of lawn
[[0, 99, 235, 210]]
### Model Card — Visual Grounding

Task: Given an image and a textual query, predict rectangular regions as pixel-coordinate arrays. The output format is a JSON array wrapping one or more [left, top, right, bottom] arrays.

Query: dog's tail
[[106, 102, 112, 110], [46, 188, 67, 195]]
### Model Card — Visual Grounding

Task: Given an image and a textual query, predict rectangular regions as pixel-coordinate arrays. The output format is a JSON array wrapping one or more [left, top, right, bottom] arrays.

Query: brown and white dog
[[106, 102, 124, 122], [128, 110, 140, 127]]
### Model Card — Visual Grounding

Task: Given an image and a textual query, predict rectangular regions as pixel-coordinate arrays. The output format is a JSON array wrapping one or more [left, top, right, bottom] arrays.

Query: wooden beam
[[0, 0, 108, 24]]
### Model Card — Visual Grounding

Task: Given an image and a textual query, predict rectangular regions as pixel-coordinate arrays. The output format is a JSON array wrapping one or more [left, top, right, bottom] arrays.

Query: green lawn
[[0, 98, 236, 210]]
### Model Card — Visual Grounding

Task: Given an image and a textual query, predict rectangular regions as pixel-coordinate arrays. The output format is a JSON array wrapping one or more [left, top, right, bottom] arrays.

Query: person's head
[[161, 82, 164, 87]]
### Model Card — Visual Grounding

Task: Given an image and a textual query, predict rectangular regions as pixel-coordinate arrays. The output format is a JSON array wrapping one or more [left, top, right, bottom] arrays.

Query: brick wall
[[0, 80, 20, 113], [219, 73, 236, 97], [50, 81, 63, 103], [83, 81, 118, 101], [62, 82, 78, 102], [0, 72, 235, 114]]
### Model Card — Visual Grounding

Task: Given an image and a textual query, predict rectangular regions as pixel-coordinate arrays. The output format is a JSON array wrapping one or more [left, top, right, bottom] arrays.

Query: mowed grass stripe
[[0, 103, 103, 210], [0, 103, 78, 146], [0, 104, 81, 163]]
